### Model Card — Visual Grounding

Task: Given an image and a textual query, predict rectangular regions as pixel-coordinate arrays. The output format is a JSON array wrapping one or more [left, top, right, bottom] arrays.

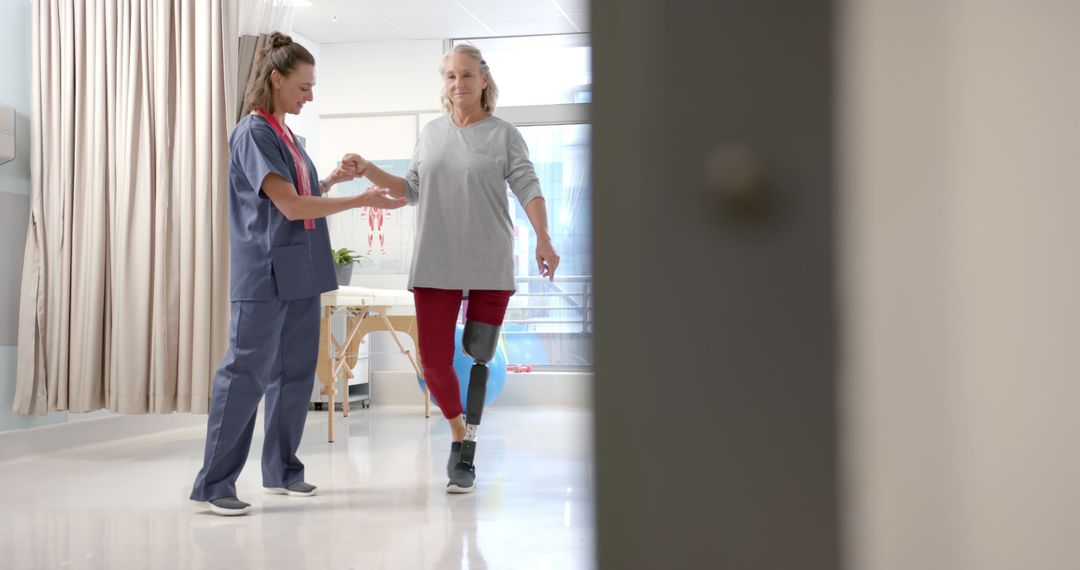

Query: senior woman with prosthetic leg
[[344, 44, 559, 493]]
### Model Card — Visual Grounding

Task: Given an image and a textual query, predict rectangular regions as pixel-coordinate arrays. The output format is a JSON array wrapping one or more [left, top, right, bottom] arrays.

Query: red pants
[[413, 288, 512, 419]]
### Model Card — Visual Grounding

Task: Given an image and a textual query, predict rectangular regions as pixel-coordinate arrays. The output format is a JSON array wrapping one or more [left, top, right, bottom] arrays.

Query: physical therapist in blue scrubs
[[190, 32, 407, 516]]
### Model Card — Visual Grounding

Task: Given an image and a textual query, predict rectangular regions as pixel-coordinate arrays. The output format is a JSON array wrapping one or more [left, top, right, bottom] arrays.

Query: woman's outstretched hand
[[359, 184, 408, 210]]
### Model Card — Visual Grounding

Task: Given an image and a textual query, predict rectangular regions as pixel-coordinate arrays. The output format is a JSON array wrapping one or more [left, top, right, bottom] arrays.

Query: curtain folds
[[237, 34, 270, 120], [14, 0, 239, 415]]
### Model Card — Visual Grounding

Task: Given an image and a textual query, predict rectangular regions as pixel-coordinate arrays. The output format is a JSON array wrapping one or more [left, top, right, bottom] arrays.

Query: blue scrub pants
[[190, 295, 320, 501]]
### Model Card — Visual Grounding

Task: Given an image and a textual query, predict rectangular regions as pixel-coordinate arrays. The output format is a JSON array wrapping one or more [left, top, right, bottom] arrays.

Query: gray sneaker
[[447, 462, 476, 494], [207, 496, 252, 516], [264, 481, 317, 497], [447, 442, 462, 478]]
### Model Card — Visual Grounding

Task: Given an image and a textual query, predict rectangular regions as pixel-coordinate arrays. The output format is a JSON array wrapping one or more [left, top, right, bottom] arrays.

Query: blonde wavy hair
[[439, 44, 499, 114]]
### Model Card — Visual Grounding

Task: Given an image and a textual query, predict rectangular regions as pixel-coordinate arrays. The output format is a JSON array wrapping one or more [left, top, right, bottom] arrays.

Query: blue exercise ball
[[417, 324, 508, 408]]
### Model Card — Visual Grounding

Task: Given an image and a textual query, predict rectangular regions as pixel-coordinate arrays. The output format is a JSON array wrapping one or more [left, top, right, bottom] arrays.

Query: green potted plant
[[332, 247, 365, 286]]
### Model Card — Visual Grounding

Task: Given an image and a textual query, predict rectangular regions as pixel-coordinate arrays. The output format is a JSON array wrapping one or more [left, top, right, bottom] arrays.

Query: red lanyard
[[255, 108, 315, 230]]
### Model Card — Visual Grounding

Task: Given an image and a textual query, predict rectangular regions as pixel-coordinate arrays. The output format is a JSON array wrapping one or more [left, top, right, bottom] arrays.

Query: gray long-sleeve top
[[403, 115, 543, 293]]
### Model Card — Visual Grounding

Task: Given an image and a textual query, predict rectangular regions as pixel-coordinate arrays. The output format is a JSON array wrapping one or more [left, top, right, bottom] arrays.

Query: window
[[451, 34, 591, 106], [505, 124, 592, 368]]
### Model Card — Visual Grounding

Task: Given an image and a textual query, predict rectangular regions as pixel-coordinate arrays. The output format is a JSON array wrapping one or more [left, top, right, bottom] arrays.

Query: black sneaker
[[447, 442, 462, 478], [207, 496, 252, 516], [264, 481, 317, 497], [447, 462, 476, 494]]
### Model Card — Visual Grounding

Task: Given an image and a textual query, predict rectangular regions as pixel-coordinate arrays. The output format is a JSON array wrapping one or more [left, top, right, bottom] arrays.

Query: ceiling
[[290, 0, 590, 44]]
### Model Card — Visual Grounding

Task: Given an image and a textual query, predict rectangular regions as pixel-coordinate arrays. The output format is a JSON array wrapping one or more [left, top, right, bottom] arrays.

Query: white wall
[[313, 40, 444, 176], [317, 40, 444, 117], [842, 1, 1080, 568]]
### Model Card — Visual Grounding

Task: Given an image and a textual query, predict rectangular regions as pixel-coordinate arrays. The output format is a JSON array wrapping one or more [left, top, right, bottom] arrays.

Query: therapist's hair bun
[[269, 32, 293, 50]]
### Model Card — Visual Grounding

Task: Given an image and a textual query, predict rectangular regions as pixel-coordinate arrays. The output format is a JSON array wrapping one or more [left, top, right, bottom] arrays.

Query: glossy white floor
[[0, 408, 595, 569]]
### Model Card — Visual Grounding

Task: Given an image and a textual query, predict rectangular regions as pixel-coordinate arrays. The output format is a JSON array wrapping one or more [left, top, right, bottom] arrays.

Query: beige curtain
[[237, 34, 270, 120], [14, 0, 239, 415]]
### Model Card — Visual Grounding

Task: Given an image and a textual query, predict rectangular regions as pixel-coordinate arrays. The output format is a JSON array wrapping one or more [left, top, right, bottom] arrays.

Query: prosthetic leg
[[448, 319, 501, 493]]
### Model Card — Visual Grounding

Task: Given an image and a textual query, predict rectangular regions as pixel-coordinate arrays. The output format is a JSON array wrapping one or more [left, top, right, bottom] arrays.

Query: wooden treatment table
[[316, 286, 427, 442]]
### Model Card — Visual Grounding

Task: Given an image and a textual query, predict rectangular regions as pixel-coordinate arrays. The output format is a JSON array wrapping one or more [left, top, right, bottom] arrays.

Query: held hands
[[341, 153, 369, 179], [323, 153, 365, 187], [536, 237, 560, 281], [360, 184, 408, 210], [335, 154, 405, 209]]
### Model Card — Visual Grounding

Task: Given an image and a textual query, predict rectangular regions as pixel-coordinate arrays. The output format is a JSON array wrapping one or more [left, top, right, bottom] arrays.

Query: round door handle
[[703, 143, 774, 224]]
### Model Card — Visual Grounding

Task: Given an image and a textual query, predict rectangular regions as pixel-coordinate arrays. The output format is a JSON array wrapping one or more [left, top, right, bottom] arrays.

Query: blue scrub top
[[227, 114, 337, 301]]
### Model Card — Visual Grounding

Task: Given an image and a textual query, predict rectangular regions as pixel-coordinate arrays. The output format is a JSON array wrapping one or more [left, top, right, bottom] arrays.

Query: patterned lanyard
[[255, 108, 315, 230]]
